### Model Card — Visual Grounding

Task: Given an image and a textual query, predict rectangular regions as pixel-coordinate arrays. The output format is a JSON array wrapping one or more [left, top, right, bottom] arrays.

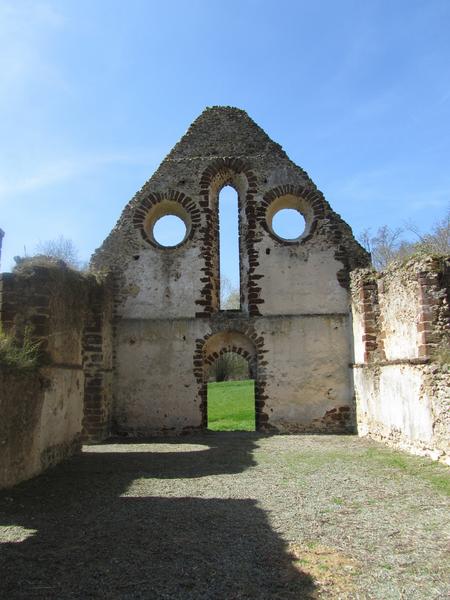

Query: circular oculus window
[[266, 194, 313, 243], [153, 215, 187, 247], [142, 200, 191, 248], [271, 208, 306, 241]]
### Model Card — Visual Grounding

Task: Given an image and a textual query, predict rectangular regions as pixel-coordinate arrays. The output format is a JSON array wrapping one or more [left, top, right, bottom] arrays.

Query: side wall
[[350, 257, 450, 463], [0, 370, 82, 489], [0, 265, 112, 488], [82, 274, 114, 441]]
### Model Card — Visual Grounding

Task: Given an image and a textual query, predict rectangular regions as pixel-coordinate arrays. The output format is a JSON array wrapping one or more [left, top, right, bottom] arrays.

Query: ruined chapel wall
[[0, 266, 88, 364], [91, 107, 370, 435], [113, 313, 354, 436], [350, 257, 450, 462], [261, 314, 354, 432], [0, 266, 113, 487], [353, 363, 449, 462], [113, 318, 203, 435], [0, 370, 46, 489], [82, 274, 114, 442], [91, 108, 369, 321], [374, 266, 423, 360]]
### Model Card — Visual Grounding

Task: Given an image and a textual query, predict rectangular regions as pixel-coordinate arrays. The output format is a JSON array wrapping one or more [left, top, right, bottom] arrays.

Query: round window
[[265, 194, 313, 243], [141, 199, 191, 248], [153, 214, 187, 247], [271, 208, 306, 241]]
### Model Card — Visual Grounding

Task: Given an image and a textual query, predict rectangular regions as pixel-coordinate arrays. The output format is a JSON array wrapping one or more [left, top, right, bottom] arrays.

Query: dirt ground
[[0, 433, 449, 599]]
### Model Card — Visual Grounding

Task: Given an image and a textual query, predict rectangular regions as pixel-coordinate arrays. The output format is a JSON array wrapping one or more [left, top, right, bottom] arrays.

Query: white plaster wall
[[379, 279, 422, 360], [120, 246, 203, 319], [261, 315, 353, 427], [114, 314, 354, 434], [114, 319, 206, 433], [350, 300, 366, 364], [354, 365, 434, 446], [258, 245, 349, 315]]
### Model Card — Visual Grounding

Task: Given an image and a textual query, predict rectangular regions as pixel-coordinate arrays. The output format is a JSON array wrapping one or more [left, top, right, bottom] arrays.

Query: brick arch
[[258, 184, 328, 245], [199, 157, 257, 193], [193, 328, 272, 430], [132, 189, 201, 248], [203, 331, 257, 375], [196, 159, 263, 317]]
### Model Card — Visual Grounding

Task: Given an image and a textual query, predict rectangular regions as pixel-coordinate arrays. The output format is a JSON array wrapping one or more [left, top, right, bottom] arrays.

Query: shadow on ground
[[0, 433, 315, 599]]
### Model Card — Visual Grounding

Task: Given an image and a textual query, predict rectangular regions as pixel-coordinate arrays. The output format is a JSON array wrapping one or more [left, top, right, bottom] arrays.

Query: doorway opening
[[207, 352, 255, 431], [218, 186, 240, 310]]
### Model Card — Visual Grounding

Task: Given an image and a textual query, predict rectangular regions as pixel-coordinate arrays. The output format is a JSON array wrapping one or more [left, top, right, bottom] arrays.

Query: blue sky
[[1, 0, 449, 281]]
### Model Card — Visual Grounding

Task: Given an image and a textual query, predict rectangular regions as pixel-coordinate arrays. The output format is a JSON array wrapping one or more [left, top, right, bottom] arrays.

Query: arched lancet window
[[218, 186, 240, 310]]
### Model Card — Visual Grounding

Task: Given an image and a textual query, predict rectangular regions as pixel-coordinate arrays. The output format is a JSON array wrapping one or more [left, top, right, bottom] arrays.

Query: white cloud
[[0, 150, 161, 199]]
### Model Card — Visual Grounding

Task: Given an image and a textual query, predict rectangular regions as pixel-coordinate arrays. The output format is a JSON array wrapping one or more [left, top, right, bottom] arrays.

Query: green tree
[[210, 352, 250, 382]]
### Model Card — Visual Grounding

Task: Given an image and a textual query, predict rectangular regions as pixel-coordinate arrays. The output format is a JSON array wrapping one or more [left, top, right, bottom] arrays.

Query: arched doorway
[[202, 331, 257, 431], [207, 351, 255, 431]]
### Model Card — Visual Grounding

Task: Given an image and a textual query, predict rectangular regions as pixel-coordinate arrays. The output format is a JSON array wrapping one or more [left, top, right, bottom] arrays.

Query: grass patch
[[331, 497, 344, 506], [267, 445, 450, 497], [207, 379, 255, 431], [364, 447, 450, 496]]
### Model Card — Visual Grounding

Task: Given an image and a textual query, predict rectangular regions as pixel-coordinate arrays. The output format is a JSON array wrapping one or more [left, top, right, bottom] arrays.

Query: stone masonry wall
[[112, 312, 355, 436], [82, 274, 114, 442], [0, 264, 113, 488], [350, 256, 450, 463], [0, 369, 83, 489], [91, 107, 370, 435]]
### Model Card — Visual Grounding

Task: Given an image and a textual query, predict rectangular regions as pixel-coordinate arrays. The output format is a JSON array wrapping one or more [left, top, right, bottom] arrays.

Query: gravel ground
[[0, 433, 449, 599]]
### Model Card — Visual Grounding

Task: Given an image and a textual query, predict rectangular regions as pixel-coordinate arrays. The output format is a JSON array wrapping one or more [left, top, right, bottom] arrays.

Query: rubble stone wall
[[0, 265, 113, 488], [92, 107, 369, 434], [351, 257, 450, 463], [3, 108, 447, 490]]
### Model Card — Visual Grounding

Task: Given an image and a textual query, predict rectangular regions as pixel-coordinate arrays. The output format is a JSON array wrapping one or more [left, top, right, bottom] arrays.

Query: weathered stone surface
[[92, 106, 369, 434], [351, 256, 450, 463], [0, 368, 82, 489], [2, 107, 447, 490], [0, 265, 113, 487]]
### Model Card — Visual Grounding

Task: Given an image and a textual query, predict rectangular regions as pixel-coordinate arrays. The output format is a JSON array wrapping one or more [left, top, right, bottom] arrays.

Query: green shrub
[[0, 327, 40, 370], [209, 352, 250, 382]]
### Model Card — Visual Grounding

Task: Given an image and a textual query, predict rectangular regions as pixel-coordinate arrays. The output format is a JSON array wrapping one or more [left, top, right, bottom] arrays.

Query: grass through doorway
[[207, 379, 255, 431]]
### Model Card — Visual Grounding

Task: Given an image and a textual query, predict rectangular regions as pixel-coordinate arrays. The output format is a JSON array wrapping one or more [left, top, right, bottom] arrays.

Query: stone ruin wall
[[351, 256, 450, 463], [0, 107, 448, 489], [0, 265, 113, 488], [91, 107, 369, 436]]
